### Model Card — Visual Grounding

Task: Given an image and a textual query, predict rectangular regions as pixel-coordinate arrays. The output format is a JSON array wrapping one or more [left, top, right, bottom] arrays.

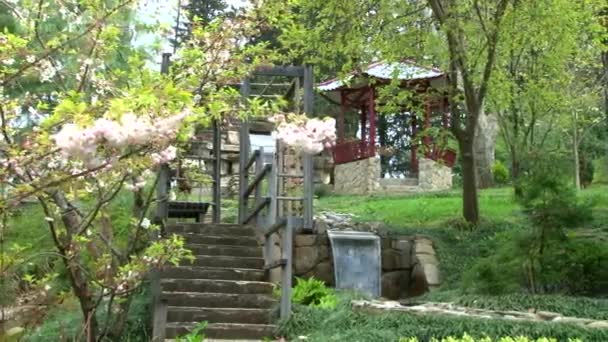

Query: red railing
[[331, 140, 376, 165], [426, 144, 457, 168]]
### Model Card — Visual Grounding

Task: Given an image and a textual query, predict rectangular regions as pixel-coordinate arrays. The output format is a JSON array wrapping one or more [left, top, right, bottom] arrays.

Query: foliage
[[174, 322, 207, 342], [399, 335, 582, 342], [292, 277, 338, 309], [279, 295, 608, 341], [491, 161, 509, 185], [24, 286, 152, 341]]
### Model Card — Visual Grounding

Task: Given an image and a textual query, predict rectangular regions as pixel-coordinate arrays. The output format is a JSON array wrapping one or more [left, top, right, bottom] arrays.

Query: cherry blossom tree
[[0, 0, 278, 338]]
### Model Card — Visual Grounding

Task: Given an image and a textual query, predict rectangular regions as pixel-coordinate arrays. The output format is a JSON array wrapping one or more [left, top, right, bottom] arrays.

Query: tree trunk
[[51, 192, 99, 340], [572, 112, 581, 190], [460, 137, 480, 224], [573, 138, 581, 190], [474, 110, 499, 189]]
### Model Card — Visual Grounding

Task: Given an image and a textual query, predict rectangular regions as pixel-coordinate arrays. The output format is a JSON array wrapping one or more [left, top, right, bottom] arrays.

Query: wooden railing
[[331, 139, 376, 165], [239, 146, 314, 319]]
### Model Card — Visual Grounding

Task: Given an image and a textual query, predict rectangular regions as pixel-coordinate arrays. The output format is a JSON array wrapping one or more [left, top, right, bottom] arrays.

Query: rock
[[381, 271, 410, 299], [315, 220, 329, 234], [294, 245, 330, 275], [305, 261, 334, 286], [587, 321, 608, 329], [226, 130, 239, 144], [414, 239, 436, 255], [421, 263, 440, 286], [408, 262, 429, 297], [416, 253, 439, 266], [536, 311, 561, 320], [295, 234, 318, 247], [381, 249, 402, 271]]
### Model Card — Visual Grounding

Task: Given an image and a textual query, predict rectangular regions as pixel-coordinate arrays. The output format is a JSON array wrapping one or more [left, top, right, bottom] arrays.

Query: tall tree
[[172, 0, 227, 50]]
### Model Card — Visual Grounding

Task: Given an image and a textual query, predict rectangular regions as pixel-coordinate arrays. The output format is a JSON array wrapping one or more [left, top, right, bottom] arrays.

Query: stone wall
[[277, 213, 441, 299], [418, 158, 453, 191], [291, 232, 440, 299], [333, 157, 381, 195]]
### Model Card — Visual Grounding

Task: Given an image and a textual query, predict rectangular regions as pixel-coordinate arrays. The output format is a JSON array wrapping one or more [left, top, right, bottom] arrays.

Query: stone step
[[184, 244, 262, 258], [181, 233, 259, 247], [185, 255, 264, 269], [167, 224, 255, 236], [161, 279, 274, 295], [166, 307, 272, 325], [162, 266, 264, 281], [165, 322, 276, 340], [162, 292, 276, 309]]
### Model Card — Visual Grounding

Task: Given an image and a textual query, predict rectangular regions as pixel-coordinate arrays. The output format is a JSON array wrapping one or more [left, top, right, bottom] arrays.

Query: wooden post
[[280, 216, 294, 320], [368, 87, 377, 156], [238, 79, 251, 224], [303, 64, 314, 116], [212, 119, 221, 223], [255, 147, 264, 227], [303, 153, 313, 231], [360, 105, 367, 142], [338, 90, 346, 142], [265, 151, 279, 273], [152, 52, 171, 342]]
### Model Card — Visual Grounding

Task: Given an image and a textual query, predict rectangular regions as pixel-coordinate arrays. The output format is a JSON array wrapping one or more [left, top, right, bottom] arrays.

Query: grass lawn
[[316, 185, 608, 228]]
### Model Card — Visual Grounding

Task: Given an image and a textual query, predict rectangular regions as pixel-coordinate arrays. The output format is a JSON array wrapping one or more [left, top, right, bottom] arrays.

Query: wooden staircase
[[159, 223, 277, 340]]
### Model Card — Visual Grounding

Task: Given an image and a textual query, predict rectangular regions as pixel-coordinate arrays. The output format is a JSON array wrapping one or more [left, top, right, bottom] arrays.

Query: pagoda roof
[[317, 60, 444, 92]]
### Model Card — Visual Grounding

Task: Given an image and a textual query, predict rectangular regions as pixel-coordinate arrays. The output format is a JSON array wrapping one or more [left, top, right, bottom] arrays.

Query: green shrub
[[175, 322, 207, 342], [492, 161, 510, 185], [592, 157, 608, 184], [292, 277, 337, 309], [399, 335, 582, 342]]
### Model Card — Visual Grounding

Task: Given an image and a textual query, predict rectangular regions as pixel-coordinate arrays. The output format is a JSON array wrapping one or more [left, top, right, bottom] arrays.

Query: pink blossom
[[273, 115, 336, 154], [151, 146, 177, 165]]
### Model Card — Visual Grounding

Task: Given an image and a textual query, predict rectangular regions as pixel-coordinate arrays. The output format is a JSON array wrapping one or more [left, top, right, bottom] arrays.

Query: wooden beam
[[280, 216, 294, 319], [212, 119, 221, 223], [303, 65, 314, 116], [238, 78, 251, 224], [254, 65, 305, 77]]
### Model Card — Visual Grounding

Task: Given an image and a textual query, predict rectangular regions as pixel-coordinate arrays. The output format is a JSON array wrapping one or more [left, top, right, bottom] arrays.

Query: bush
[[492, 161, 510, 185], [292, 277, 337, 309]]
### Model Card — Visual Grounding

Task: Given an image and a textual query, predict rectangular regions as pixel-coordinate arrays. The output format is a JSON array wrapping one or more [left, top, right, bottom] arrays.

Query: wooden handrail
[[243, 164, 272, 199], [264, 218, 287, 237], [243, 197, 270, 224], [245, 149, 260, 171]]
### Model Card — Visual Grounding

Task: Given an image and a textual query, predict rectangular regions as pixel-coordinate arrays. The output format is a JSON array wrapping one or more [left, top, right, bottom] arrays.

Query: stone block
[[421, 263, 440, 286], [414, 239, 435, 255], [416, 253, 439, 266], [408, 262, 429, 297], [294, 244, 330, 274], [381, 249, 402, 271], [305, 261, 334, 286], [294, 234, 318, 247], [226, 131, 239, 144], [381, 270, 409, 300]]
